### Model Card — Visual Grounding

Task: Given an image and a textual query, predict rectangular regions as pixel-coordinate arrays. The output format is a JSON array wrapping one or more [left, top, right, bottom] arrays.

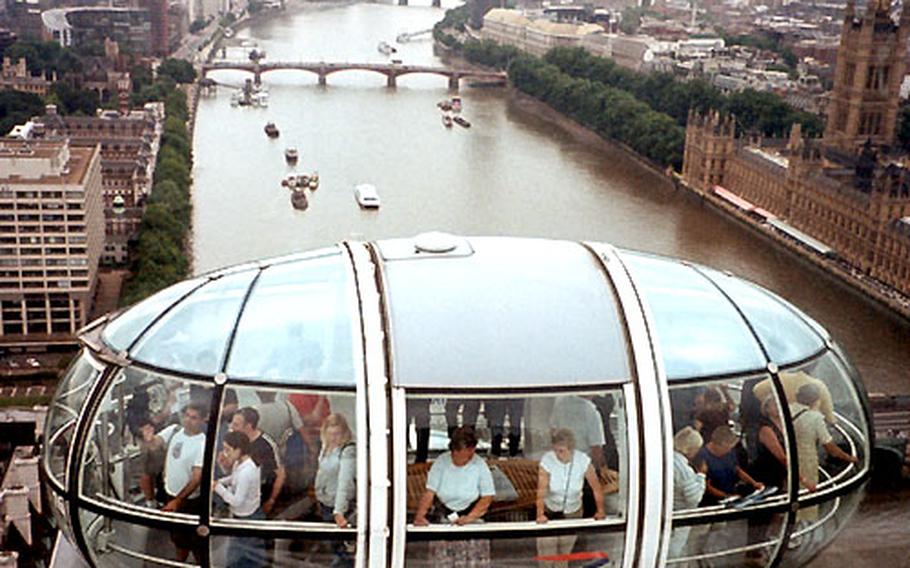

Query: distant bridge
[[200, 61, 508, 89]]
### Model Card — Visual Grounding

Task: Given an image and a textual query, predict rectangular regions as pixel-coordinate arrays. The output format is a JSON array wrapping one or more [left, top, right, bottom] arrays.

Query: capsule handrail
[[668, 537, 781, 564], [405, 516, 626, 534], [790, 494, 842, 539], [105, 543, 199, 568]]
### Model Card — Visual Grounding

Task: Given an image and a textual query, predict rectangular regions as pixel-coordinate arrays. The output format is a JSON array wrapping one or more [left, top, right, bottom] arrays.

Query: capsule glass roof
[[96, 237, 829, 388]]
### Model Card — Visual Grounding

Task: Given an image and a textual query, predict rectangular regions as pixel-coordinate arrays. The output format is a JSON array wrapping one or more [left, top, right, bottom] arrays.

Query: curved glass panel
[[131, 270, 258, 375], [79, 510, 201, 567], [211, 385, 358, 530], [101, 277, 206, 352], [212, 536, 357, 567], [620, 253, 766, 380], [781, 486, 864, 567], [669, 514, 786, 567], [384, 239, 630, 387], [403, 388, 627, 565], [668, 376, 790, 566], [698, 268, 825, 366], [225, 253, 356, 385], [781, 353, 868, 498], [80, 366, 214, 516], [44, 352, 102, 485]]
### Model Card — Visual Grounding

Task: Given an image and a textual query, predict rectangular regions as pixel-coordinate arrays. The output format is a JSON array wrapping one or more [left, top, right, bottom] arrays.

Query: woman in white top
[[213, 431, 265, 568], [536, 428, 606, 568]]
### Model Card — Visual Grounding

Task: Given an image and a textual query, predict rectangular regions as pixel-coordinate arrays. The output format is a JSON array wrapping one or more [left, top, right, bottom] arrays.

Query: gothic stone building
[[681, 0, 910, 298]]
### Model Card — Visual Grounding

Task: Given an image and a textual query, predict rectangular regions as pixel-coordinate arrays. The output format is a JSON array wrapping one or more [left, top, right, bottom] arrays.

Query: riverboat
[[442, 113, 453, 128], [437, 100, 452, 111], [290, 188, 309, 210], [354, 183, 381, 209], [453, 115, 471, 128], [309, 172, 320, 190], [281, 174, 298, 188], [285, 147, 299, 163], [378, 41, 397, 55], [264, 122, 279, 138]]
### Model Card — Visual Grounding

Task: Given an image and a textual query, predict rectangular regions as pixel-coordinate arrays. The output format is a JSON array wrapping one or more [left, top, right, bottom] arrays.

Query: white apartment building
[[0, 138, 104, 340], [482, 8, 657, 71]]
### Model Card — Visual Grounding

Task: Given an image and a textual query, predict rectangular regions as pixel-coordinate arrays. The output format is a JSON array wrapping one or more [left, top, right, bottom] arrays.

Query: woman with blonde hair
[[535, 428, 606, 568], [314, 413, 356, 567], [315, 413, 356, 527]]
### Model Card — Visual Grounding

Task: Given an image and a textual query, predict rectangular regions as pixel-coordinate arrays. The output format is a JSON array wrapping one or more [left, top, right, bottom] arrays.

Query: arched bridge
[[201, 61, 508, 89]]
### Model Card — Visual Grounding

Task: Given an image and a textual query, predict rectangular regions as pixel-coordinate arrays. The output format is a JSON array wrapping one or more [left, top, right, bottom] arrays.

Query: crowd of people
[[406, 394, 623, 568], [670, 375, 859, 566], [134, 385, 356, 568], [125, 377, 860, 567]]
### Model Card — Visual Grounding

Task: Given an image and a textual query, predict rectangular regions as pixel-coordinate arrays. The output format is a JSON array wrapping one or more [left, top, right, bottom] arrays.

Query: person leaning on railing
[[535, 428, 606, 568], [413, 427, 495, 566]]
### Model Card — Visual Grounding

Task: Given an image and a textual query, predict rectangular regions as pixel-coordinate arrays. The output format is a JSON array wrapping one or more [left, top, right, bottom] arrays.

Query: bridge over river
[[200, 61, 508, 89]]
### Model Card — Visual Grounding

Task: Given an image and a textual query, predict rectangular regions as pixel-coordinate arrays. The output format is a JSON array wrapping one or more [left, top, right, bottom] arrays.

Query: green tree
[[158, 59, 197, 84], [50, 83, 99, 116], [0, 89, 46, 134]]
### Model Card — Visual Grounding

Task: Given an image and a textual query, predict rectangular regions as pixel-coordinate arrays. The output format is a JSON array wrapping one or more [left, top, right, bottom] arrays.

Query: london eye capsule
[[42, 234, 871, 568]]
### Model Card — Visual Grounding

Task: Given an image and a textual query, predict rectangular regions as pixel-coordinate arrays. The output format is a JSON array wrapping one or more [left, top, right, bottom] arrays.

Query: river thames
[[191, 1, 910, 564]]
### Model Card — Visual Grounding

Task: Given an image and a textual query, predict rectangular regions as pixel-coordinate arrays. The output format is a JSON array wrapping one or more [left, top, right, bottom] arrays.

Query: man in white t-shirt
[[153, 402, 208, 562]]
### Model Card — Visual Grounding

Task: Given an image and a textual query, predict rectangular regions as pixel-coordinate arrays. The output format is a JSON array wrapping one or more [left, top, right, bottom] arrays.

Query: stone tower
[[682, 110, 736, 191], [824, 0, 910, 153]]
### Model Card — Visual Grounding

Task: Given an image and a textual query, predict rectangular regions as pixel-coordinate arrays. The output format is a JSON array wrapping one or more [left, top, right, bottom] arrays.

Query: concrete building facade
[[30, 105, 163, 266], [0, 138, 104, 341]]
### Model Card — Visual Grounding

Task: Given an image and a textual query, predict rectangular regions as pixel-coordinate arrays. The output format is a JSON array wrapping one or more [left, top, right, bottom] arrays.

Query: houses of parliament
[[682, 0, 910, 299]]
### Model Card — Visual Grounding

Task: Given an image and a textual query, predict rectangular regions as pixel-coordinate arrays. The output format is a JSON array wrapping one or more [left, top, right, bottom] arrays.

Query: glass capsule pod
[[41, 235, 872, 568]]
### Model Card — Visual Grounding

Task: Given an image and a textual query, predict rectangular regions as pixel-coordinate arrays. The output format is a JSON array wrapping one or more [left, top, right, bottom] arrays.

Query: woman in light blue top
[[315, 413, 356, 527]]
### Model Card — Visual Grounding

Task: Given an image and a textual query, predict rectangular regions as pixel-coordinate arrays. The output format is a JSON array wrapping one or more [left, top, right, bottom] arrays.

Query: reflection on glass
[[225, 253, 356, 385], [780, 488, 863, 568], [211, 536, 357, 568], [44, 353, 101, 484], [80, 510, 201, 567], [80, 366, 213, 525], [405, 530, 624, 567], [621, 253, 766, 379], [699, 268, 824, 366], [670, 514, 785, 567], [212, 386, 357, 532], [101, 277, 205, 352], [132, 269, 258, 375]]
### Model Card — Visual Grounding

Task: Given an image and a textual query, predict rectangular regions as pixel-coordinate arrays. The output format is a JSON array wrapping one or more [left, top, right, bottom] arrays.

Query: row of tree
[[455, 37, 832, 168], [463, 40, 685, 168], [120, 83, 194, 304], [540, 47, 823, 138], [432, 3, 470, 49]]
